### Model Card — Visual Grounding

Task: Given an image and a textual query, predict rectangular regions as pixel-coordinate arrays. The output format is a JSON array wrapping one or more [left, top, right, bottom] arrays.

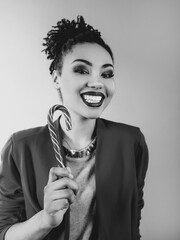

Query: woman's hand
[[41, 167, 78, 229]]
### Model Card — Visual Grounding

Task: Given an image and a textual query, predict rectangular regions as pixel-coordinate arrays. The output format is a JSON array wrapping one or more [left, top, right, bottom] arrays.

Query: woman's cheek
[[107, 80, 115, 98]]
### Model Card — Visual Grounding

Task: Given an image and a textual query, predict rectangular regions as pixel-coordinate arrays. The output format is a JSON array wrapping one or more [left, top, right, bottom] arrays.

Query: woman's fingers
[[47, 189, 76, 204], [43, 167, 78, 228], [50, 177, 78, 193], [45, 167, 78, 206], [47, 198, 69, 213], [48, 167, 73, 183], [45, 177, 78, 196]]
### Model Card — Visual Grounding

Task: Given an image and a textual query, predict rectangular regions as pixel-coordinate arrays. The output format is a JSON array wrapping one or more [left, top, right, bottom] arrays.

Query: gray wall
[[0, 0, 180, 239]]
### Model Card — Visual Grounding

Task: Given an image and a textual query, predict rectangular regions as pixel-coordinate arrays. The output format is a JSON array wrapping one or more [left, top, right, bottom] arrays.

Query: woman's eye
[[101, 71, 114, 79], [73, 66, 89, 75]]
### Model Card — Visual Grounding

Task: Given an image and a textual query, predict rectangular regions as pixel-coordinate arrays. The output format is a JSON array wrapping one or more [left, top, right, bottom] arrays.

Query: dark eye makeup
[[101, 70, 114, 79], [73, 65, 89, 74], [73, 64, 114, 78]]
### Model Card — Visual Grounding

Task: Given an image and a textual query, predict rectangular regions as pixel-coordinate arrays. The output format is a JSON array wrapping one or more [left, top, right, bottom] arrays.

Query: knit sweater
[[66, 150, 96, 240]]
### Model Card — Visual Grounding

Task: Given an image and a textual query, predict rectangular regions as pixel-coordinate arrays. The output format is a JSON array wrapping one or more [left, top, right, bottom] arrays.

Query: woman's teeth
[[84, 95, 102, 103]]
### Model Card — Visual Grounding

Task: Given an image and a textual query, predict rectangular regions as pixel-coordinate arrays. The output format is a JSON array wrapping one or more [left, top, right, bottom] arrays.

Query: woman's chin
[[67, 102, 108, 120], [82, 108, 104, 120]]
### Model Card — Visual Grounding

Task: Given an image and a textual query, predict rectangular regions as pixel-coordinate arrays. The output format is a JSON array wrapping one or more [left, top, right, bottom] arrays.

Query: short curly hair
[[42, 15, 114, 75]]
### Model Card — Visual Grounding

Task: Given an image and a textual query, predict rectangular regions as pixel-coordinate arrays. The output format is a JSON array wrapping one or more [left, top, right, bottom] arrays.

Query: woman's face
[[54, 43, 115, 120]]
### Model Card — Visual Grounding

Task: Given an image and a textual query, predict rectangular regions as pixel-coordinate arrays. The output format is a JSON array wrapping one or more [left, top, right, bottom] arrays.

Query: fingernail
[[66, 167, 73, 179], [69, 173, 74, 179], [66, 167, 71, 173]]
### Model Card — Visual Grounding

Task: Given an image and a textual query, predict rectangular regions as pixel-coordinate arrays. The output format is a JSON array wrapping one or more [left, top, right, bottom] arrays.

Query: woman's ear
[[52, 70, 61, 89]]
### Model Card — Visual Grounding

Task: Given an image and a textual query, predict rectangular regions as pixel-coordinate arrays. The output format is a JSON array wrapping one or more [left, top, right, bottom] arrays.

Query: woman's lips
[[80, 92, 105, 107]]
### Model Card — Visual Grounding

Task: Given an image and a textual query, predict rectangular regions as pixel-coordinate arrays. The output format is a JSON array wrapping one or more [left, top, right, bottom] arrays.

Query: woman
[[0, 16, 148, 240]]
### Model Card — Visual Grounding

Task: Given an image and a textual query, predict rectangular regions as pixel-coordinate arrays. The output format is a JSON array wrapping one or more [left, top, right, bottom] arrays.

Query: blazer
[[0, 118, 148, 240]]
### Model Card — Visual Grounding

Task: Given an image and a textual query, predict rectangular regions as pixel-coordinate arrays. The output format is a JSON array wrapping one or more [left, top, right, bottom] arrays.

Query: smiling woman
[[72, 57, 113, 108], [0, 16, 148, 240], [52, 43, 115, 121], [72, 57, 114, 108]]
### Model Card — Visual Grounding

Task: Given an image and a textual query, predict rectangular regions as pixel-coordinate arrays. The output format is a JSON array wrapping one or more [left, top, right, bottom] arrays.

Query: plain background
[[0, 0, 179, 239]]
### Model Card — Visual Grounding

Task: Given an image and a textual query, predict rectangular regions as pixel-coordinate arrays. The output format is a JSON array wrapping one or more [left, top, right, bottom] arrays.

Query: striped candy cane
[[47, 105, 72, 168]]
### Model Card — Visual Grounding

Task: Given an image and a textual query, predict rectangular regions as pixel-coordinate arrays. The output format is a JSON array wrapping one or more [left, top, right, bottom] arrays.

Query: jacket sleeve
[[0, 136, 26, 240], [135, 130, 149, 239]]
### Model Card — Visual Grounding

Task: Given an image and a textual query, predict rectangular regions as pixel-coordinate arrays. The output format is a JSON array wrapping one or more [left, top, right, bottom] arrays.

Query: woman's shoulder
[[98, 118, 140, 135], [97, 118, 146, 147], [1, 124, 49, 164], [11, 124, 49, 146]]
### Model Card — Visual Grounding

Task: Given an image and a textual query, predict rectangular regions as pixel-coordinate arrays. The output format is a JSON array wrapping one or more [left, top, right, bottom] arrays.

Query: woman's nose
[[87, 78, 103, 89]]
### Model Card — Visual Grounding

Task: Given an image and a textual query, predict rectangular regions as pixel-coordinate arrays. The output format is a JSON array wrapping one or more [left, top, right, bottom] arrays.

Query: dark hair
[[42, 15, 114, 75]]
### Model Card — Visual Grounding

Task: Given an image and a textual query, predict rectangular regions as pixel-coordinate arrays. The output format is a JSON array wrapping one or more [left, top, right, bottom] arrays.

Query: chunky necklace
[[63, 137, 97, 158]]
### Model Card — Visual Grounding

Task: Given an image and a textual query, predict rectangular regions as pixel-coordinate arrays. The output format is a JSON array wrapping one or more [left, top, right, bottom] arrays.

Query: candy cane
[[47, 105, 72, 168]]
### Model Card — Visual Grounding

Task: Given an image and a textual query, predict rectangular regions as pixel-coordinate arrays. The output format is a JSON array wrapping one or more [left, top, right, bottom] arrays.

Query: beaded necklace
[[63, 137, 96, 158]]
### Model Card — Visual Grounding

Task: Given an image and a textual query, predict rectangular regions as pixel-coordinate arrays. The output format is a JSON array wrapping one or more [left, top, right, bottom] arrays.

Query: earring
[[57, 88, 63, 102]]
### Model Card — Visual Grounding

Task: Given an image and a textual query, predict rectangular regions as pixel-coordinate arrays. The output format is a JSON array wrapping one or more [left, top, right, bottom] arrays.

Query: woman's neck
[[60, 114, 97, 150]]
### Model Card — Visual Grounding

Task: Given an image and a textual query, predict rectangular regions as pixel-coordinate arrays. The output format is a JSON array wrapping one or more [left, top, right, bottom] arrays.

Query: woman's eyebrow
[[72, 59, 114, 69], [72, 59, 92, 66], [102, 63, 114, 69]]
